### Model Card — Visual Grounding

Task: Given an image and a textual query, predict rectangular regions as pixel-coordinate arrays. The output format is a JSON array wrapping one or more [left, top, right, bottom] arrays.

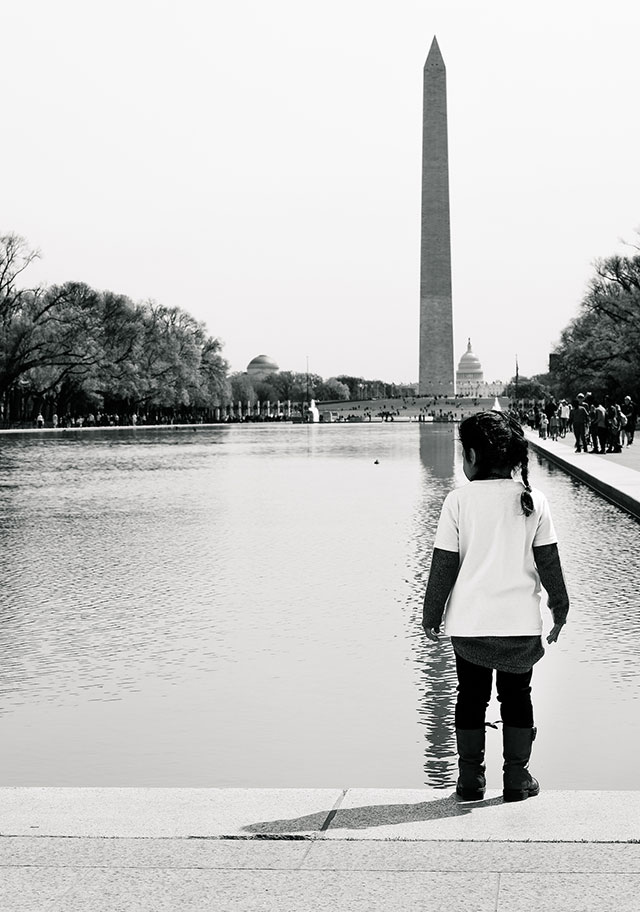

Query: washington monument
[[419, 37, 455, 396]]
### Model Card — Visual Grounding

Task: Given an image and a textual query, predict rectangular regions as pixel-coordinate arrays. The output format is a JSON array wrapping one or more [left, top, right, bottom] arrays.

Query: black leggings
[[454, 652, 534, 729]]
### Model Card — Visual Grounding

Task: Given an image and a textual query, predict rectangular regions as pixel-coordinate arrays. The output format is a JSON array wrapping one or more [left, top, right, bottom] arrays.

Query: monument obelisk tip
[[425, 35, 445, 68]]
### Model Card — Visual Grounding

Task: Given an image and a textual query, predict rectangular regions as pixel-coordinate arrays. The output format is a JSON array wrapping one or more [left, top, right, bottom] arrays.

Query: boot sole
[[503, 784, 540, 803], [456, 786, 486, 802]]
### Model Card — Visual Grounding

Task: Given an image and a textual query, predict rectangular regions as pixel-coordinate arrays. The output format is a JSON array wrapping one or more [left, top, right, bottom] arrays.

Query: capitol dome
[[456, 338, 484, 384], [246, 354, 279, 379]]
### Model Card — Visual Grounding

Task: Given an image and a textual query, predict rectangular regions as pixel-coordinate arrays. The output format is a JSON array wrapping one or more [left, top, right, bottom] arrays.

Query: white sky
[[3, 0, 639, 384]]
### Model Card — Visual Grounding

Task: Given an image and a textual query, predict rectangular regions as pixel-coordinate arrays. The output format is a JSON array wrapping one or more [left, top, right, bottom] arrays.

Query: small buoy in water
[[374, 459, 379, 465]]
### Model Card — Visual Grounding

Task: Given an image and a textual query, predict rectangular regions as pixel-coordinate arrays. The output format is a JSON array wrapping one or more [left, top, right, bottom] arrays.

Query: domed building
[[456, 339, 484, 393], [455, 339, 505, 397], [246, 354, 279, 381]]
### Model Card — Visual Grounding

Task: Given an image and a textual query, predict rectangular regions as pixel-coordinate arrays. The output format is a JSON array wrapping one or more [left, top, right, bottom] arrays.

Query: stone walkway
[[1, 788, 640, 910]]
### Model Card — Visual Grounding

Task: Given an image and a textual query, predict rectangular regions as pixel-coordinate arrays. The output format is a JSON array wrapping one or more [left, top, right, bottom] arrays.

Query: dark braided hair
[[458, 411, 534, 516]]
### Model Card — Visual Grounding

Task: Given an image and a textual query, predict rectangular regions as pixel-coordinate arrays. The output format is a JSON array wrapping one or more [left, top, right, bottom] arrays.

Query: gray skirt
[[451, 635, 544, 674]]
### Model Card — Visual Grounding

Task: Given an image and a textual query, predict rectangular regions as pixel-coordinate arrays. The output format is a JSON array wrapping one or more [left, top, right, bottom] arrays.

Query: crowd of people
[[33, 410, 206, 429], [519, 393, 638, 454]]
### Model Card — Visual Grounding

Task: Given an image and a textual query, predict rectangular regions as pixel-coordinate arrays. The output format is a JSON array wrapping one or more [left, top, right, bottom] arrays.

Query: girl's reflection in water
[[406, 424, 459, 788]]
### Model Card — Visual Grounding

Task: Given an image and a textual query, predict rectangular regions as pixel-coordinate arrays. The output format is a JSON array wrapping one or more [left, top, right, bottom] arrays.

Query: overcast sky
[[4, 0, 639, 384]]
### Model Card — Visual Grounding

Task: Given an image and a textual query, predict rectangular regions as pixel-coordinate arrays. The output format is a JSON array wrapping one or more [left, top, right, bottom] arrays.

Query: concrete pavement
[[2, 787, 640, 910]]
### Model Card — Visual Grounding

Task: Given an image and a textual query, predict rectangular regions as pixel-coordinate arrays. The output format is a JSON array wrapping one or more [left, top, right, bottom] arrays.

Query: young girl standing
[[422, 411, 569, 802]]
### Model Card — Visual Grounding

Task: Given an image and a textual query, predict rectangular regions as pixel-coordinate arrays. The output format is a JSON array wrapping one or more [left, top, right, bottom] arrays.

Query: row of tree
[[504, 237, 640, 405], [229, 371, 350, 409], [227, 373, 414, 408], [0, 234, 230, 423], [0, 234, 405, 424]]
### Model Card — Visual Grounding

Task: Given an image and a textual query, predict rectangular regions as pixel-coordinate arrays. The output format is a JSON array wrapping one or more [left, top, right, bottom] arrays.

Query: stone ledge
[[1, 789, 639, 844]]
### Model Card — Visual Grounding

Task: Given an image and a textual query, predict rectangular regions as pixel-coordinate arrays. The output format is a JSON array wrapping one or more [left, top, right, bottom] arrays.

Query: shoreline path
[[1, 787, 639, 910], [2, 426, 639, 909], [525, 428, 640, 520]]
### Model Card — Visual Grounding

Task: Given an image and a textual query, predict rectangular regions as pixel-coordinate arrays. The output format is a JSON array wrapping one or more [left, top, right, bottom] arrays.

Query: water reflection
[[0, 424, 639, 788], [409, 424, 458, 787], [532, 454, 640, 689], [0, 429, 235, 720], [418, 422, 457, 480]]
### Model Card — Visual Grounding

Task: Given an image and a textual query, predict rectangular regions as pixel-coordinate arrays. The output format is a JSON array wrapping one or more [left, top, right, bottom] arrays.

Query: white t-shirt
[[433, 479, 558, 636]]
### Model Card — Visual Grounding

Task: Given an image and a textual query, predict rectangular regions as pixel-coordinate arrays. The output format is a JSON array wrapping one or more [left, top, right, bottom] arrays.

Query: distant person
[[591, 400, 607, 454], [548, 409, 559, 442], [422, 411, 569, 803], [569, 400, 589, 453], [605, 405, 622, 453], [538, 413, 548, 439], [583, 393, 595, 449], [622, 396, 637, 445], [617, 406, 627, 448], [52, 413, 58, 429], [559, 400, 570, 437], [36, 412, 44, 429]]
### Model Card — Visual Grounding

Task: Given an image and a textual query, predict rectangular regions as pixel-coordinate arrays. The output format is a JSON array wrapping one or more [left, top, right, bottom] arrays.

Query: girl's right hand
[[546, 623, 564, 644]]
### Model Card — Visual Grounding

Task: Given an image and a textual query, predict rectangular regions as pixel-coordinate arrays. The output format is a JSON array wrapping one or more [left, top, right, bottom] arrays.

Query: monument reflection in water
[[409, 425, 459, 788]]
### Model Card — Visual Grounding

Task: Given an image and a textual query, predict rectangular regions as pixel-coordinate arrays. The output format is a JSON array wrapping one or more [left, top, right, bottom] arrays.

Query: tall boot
[[455, 728, 486, 801], [502, 726, 540, 802]]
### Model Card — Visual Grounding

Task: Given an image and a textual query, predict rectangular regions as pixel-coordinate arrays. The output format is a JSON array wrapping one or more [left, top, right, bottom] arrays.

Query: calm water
[[1, 423, 639, 789]]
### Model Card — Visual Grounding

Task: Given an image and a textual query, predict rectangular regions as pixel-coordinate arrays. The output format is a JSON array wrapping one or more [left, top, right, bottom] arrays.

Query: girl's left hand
[[546, 623, 564, 644], [423, 624, 440, 642]]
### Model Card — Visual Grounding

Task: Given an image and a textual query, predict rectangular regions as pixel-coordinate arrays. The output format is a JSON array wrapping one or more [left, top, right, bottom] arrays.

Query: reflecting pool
[[0, 423, 638, 788]]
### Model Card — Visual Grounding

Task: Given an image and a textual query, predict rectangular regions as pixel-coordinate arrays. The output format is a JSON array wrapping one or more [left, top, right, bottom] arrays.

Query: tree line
[[0, 234, 230, 423], [0, 234, 403, 425], [228, 373, 412, 410], [504, 235, 640, 405]]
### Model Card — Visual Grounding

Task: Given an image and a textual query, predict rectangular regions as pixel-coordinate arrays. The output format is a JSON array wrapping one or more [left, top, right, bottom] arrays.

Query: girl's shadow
[[242, 792, 503, 836]]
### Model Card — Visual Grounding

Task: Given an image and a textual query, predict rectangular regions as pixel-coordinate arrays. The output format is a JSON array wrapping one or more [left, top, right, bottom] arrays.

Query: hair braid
[[505, 415, 534, 516], [519, 450, 534, 516]]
